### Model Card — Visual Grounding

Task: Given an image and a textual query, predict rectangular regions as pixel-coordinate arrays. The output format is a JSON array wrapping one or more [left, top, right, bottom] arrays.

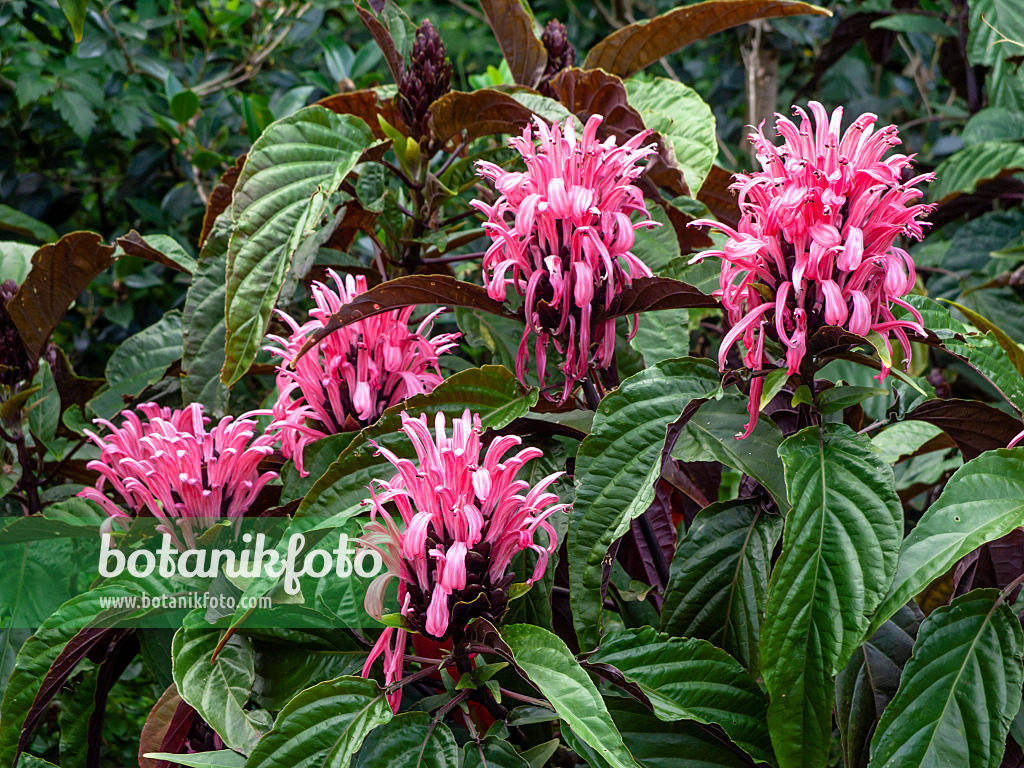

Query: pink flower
[[358, 409, 567, 711], [473, 115, 659, 402], [690, 103, 934, 437], [265, 271, 460, 476], [78, 403, 278, 548]]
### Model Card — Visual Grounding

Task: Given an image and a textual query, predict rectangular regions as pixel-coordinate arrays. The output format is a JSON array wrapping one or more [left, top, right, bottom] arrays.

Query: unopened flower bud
[[0, 280, 30, 388], [398, 20, 453, 140]]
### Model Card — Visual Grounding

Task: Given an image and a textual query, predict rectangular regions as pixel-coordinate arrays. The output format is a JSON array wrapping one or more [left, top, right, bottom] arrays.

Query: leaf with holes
[[569, 357, 721, 650], [660, 499, 783, 674], [762, 425, 902, 768], [591, 627, 773, 763], [222, 107, 376, 384], [869, 590, 1023, 768]]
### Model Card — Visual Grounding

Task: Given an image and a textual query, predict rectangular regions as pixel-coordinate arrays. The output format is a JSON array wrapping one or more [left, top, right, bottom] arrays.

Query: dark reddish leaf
[[952, 528, 1024, 603], [627, 494, 677, 602], [906, 398, 1023, 461], [697, 165, 742, 230], [584, 0, 832, 77], [139, 685, 185, 768], [156, 698, 200, 768], [199, 155, 244, 248], [663, 202, 713, 255], [355, 1, 405, 85], [17, 628, 131, 763], [428, 89, 536, 145], [581, 660, 654, 708], [45, 345, 104, 413], [317, 89, 405, 139], [598, 276, 720, 321], [116, 231, 192, 275], [322, 200, 379, 253], [86, 631, 140, 768], [478, 0, 548, 87], [6, 232, 116, 360]]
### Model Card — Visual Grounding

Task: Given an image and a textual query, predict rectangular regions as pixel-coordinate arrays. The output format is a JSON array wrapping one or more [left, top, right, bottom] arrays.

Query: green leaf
[[591, 627, 773, 763], [87, 311, 183, 419], [463, 737, 530, 768], [929, 141, 1024, 202], [170, 90, 200, 123], [244, 676, 391, 768], [762, 425, 903, 768], [836, 602, 923, 768], [569, 358, 721, 650], [501, 624, 639, 768], [53, 90, 96, 140], [660, 499, 783, 674], [962, 107, 1024, 146], [0, 242, 35, 284], [941, 298, 1024, 378], [625, 78, 716, 195], [869, 14, 955, 35], [629, 204, 681, 275], [816, 385, 890, 415], [671, 393, 789, 510], [172, 628, 269, 755], [869, 448, 1024, 634], [222, 107, 376, 384], [352, 713, 458, 768], [57, 0, 88, 40], [869, 590, 1024, 768], [870, 421, 944, 465], [0, 206, 57, 245], [144, 751, 246, 768], [629, 309, 693, 367]]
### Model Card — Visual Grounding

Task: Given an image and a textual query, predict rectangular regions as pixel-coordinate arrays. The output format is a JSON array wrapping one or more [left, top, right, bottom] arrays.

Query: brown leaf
[[662, 201, 713, 255], [355, 1, 405, 85], [7, 232, 115, 360], [317, 89, 405, 139], [322, 200, 379, 253], [291, 275, 512, 365], [46, 345, 103, 412], [697, 165, 742, 229], [116, 231, 192, 275], [428, 89, 536, 146], [598, 276, 720, 321], [139, 684, 183, 768], [952, 528, 1024, 603], [584, 0, 832, 77], [906, 398, 1023, 461], [199, 154, 244, 248], [478, 0, 548, 87]]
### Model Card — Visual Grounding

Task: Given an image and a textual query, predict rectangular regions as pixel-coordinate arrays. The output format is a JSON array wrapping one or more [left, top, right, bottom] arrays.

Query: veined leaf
[[869, 590, 1024, 768], [352, 712, 457, 768], [477, 0, 547, 87], [762, 425, 902, 768], [869, 448, 1024, 634], [929, 140, 1024, 203], [569, 358, 721, 650], [222, 107, 376, 384], [660, 499, 783, 673]]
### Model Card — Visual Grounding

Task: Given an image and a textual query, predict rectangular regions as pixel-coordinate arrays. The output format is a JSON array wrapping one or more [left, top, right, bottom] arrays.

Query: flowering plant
[[5, 4, 1024, 768]]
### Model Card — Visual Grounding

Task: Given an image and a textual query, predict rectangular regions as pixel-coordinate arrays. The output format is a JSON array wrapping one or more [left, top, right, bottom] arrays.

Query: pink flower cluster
[[79, 403, 278, 547], [691, 102, 934, 436], [360, 410, 566, 711], [474, 115, 659, 402], [265, 271, 460, 475]]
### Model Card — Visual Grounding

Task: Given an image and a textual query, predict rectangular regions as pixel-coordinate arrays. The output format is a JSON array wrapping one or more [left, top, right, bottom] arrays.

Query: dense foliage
[[3, 1, 1024, 768]]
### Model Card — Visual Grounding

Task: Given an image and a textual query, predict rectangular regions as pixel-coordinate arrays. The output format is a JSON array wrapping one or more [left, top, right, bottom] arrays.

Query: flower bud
[[397, 20, 453, 140], [0, 280, 31, 388]]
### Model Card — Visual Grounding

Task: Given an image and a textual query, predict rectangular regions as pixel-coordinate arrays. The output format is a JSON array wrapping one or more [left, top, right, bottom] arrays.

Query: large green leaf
[[761, 425, 903, 768], [222, 107, 376, 384], [244, 677, 391, 768], [671, 394, 788, 509], [143, 752, 246, 768], [87, 310, 183, 419], [869, 448, 1024, 634], [568, 358, 721, 650], [182, 211, 230, 415], [501, 624, 639, 768], [463, 737, 529, 768], [660, 499, 783, 674], [836, 603, 923, 768], [630, 310, 693, 367], [591, 627, 773, 764], [624, 78, 716, 196], [172, 628, 269, 755], [929, 140, 1024, 202], [0, 242, 35, 284], [352, 713, 458, 768], [869, 590, 1024, 768]]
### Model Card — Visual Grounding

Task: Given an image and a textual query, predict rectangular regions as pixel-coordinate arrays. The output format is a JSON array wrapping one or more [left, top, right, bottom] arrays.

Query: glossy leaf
[[463, 737, 530, 768], [6, 232, 115, 360], [869, 448, 1024, 634], [929, 141, 1024, 202], [144, 752, 245, 768], [351, 712, 457, 768], [905, 399, 1022, 462], [116, 231, 196, 275], [569, 358, 721, 650], [869, 590, 1024, 768], [478, 0, 547, 87], [501, 624, 638, 768], [660, 499, 783, 673], [244, 677, 391, 768], [762, 425, 902, 768], [0, 205, 58, 244], [584, 0, 831, 77], [591, 627, 773, 763], [941, 299, 1024, 377], [222, 107, 376, 384], [836, 602, 923, 768]]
